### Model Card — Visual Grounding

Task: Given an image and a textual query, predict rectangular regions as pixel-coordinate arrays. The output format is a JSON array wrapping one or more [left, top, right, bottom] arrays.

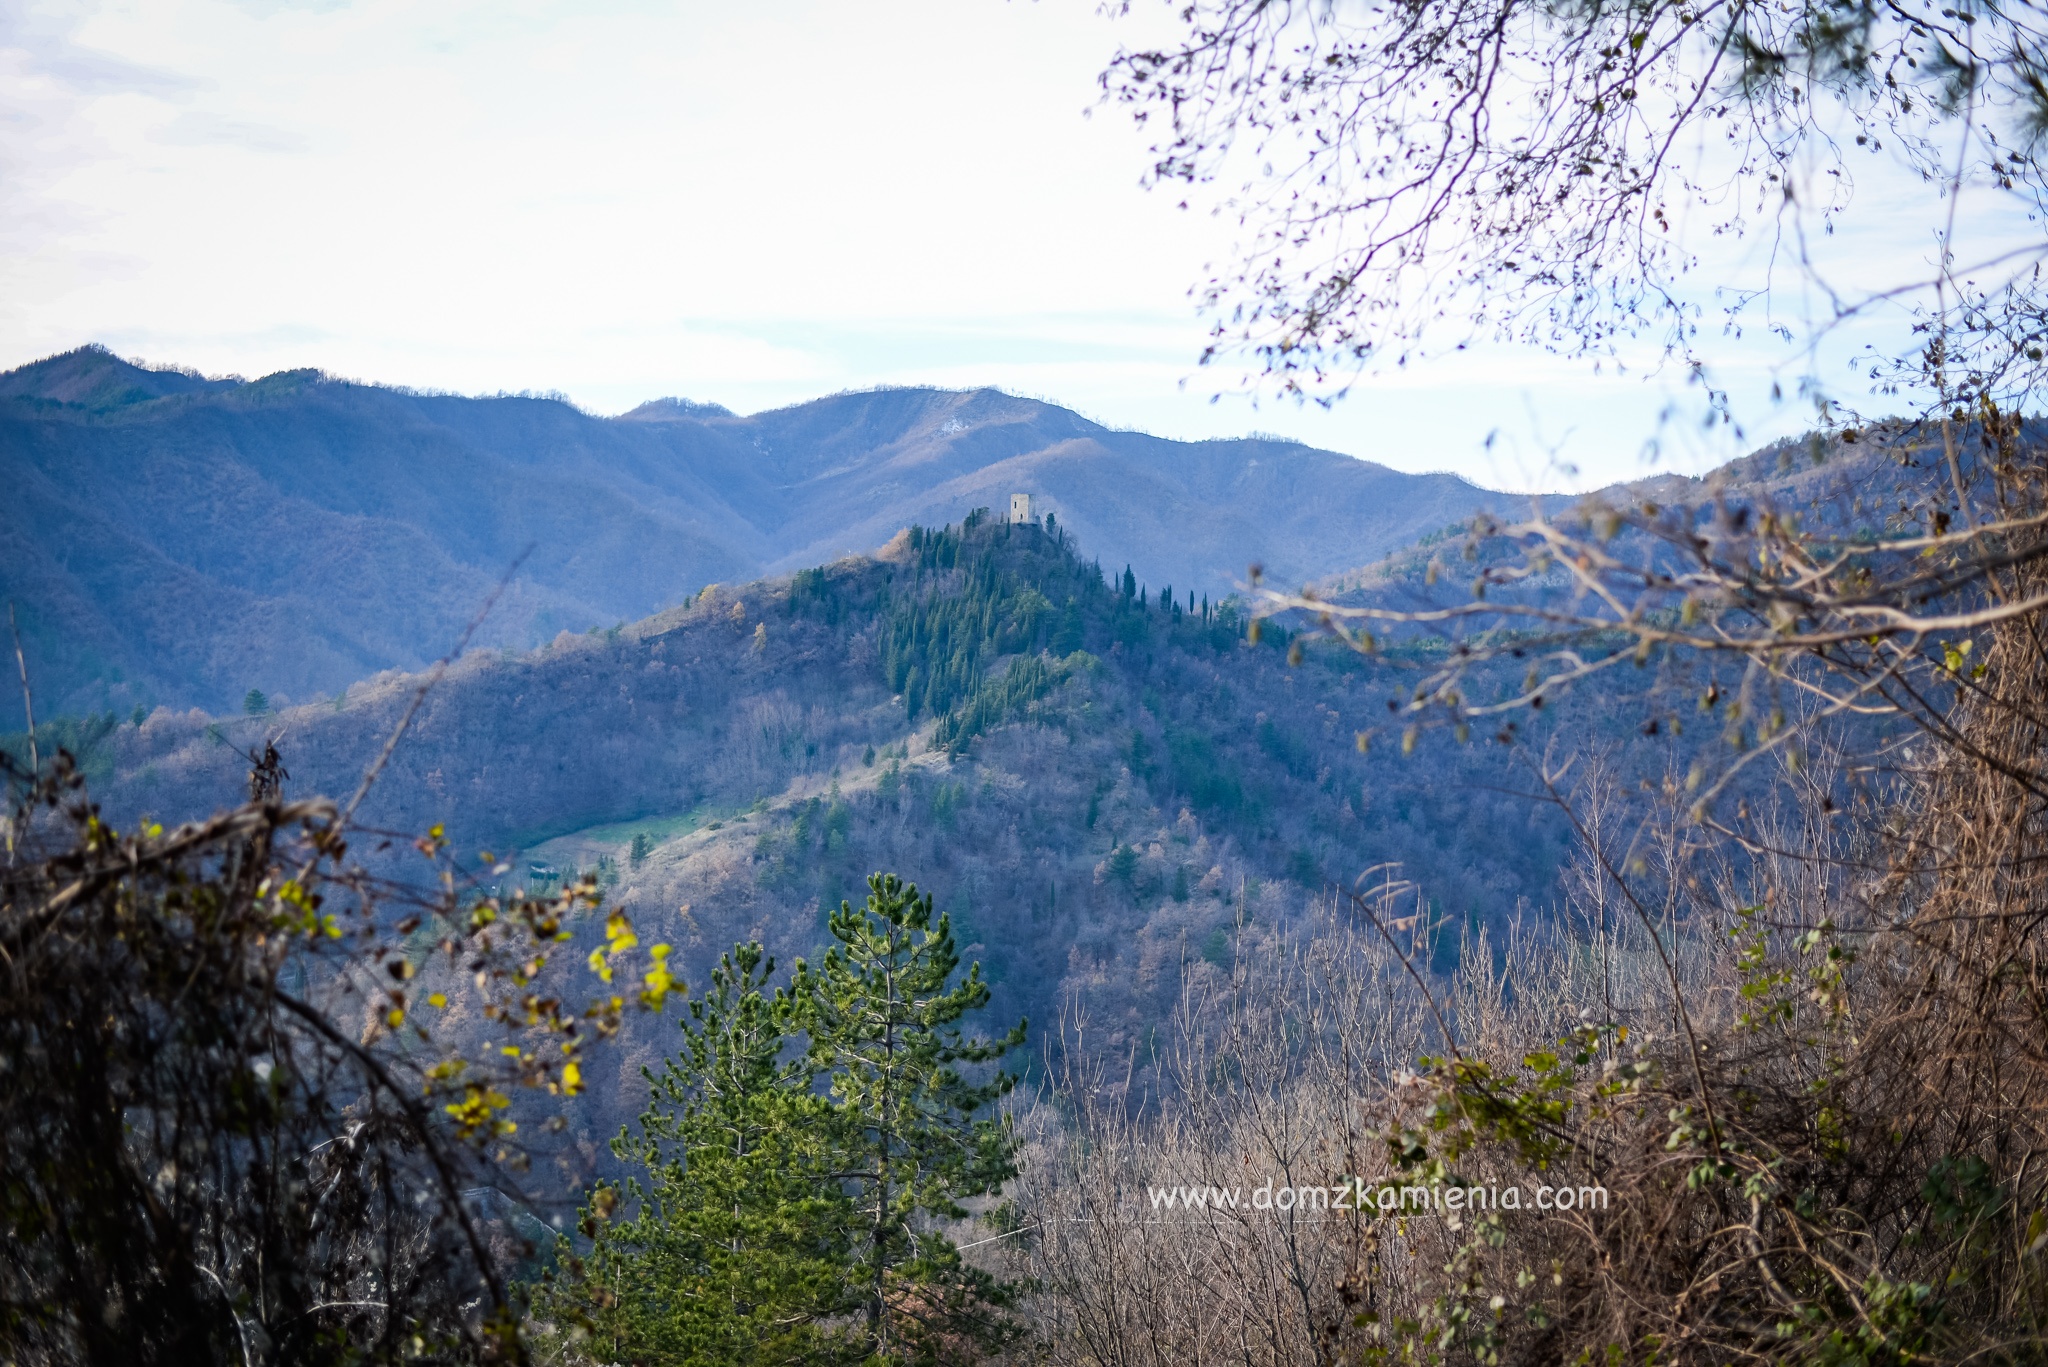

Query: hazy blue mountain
[[0, 346, 1492, 724]]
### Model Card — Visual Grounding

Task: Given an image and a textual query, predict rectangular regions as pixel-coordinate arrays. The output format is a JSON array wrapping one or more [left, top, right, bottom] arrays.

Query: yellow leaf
[[641, 947, 677, 1007], [562, 1062, 583, 1096], [605, 911, 638, 956], [428, 992, 447, 1009]]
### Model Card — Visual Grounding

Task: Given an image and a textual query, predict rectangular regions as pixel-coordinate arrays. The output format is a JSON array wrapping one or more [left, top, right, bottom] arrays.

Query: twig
[[274, 991, 514, 1335], [955, 1222, 1040, 1251], [1345, 865, 1462, 1062], [339, 546, 533, 829], [1534, 760, 1727, 1162], [8, 603, 36, 779]]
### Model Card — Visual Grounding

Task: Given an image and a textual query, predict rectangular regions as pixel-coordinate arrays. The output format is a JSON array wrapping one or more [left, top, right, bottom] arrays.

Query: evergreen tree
[[544, 878, 1025, 1365], [242, 688, 268, 715], [1105, 842, 1141, 896], [540, 945, 861, 1365], [795, 874, 1027, 1362], [1055, 599, 1085, 655]]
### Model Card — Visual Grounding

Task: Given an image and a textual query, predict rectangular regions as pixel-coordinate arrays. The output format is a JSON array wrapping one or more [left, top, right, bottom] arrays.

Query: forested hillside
[[0, 345, 1490, 725], [1316, 422, 1999, 618], [79, 513, 1645, 1106]]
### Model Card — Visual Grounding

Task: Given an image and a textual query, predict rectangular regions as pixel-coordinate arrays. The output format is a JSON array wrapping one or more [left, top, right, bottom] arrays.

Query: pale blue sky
[[1, 0, 2024, 490]]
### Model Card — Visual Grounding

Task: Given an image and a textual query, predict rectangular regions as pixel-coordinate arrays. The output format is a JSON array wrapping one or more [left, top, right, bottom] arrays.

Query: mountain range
[[0, 345, 1493, 726], [7, 345, 1932, 1120]]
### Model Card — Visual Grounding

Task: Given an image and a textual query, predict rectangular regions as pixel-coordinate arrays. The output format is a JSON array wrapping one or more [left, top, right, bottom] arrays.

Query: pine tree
[[796, 874, 1027, 1362], [544, 878, 1026, 1365], [541, 945, 861, 1365]]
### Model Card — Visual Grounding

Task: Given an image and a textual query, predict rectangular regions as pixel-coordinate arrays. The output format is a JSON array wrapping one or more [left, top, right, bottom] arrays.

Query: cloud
[[155, 109, 307, 153], [0, 8, 195, 100], [0, 0, 2028, 492]]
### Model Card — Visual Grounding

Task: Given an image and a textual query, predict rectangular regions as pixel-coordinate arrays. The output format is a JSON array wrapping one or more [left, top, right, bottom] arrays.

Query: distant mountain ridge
[[0, 345, 1494, 723]]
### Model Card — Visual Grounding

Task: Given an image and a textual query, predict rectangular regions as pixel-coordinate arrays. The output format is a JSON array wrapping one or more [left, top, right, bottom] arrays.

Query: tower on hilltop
[[1008, 493, 1033, 525]]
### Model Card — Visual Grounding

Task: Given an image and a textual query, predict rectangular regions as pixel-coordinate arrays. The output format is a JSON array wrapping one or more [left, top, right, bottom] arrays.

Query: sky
[[1, 0, 2030, 491]]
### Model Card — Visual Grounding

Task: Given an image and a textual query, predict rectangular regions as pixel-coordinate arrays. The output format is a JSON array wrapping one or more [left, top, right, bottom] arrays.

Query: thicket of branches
[[1106, 0, 2048, 394], [0, 740, 672, 1366], [1011, 648, 2048, 1359], [985, 2, 2048, 1362]]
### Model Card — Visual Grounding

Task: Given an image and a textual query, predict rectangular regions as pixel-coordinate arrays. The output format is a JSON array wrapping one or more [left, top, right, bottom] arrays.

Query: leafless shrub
[[0, 741, 670, 1366]]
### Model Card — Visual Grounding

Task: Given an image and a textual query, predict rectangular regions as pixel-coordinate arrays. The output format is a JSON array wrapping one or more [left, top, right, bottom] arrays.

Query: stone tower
[[1009, 492, 1033, 525]]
